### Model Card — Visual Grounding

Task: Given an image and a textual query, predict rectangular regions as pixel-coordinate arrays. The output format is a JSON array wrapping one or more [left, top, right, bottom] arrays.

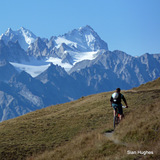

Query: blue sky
[[0, 0, 160, 56]]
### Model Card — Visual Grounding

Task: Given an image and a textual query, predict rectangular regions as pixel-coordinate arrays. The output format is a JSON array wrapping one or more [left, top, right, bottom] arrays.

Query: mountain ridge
[[0, 25, 160, 121]]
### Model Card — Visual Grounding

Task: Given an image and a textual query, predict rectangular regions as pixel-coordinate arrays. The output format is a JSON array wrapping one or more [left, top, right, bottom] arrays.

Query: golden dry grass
[[0, 78, 160, 160]]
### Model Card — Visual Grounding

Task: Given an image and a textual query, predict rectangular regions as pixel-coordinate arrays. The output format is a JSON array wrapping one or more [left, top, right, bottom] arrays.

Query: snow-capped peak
[[0, 25, 109, 76], [18, 27, 37, 45], [6, 28, 13, 34], [0, 27, 37, 50], [62, 25, 108, 51], [78, 25, 94, 32]]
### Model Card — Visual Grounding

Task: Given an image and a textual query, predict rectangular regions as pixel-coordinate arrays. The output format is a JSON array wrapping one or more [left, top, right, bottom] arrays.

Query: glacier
[[0, 25, 160, 122]]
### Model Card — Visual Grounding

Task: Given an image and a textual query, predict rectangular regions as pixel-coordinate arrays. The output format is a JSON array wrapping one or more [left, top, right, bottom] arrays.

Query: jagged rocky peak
[[47, 38, 56, 49], [5, 28, 13, 35], [67, 25, 94, 36], [79, 25, 94, 30], [62, 52, 74, 65], [78, 25, 97, 36], [0, 27, 37, 50], [59, 43, 72, 52], [0, 25, 109, 63], [37, 63, 68, 82], [47, 63, 67, 75], [18, 27, 37, 40], [27, 37, 49, 59], [33, 37, 47, 49], [19, 26, 30, 33]]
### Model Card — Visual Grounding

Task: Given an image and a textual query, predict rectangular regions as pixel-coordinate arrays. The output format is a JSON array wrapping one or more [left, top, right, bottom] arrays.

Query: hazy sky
[[0, 0, 160, 56]]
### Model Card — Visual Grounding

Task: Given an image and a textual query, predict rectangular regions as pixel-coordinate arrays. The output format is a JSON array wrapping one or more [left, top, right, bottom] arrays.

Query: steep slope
[[0, 78, 159, 160], [0, 81, 37, 121], [0, 70, 70, 121]]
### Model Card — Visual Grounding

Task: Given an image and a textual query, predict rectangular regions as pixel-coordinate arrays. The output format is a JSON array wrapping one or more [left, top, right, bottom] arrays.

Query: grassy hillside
[[0, 78, 160, 160]]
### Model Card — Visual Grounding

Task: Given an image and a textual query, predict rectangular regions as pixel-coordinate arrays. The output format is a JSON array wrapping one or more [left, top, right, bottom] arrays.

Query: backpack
[[112, 92, 120, 104]]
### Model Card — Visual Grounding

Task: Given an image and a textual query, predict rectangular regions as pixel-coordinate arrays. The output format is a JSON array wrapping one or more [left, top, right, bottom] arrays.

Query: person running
[[110, 88, 128, 121]]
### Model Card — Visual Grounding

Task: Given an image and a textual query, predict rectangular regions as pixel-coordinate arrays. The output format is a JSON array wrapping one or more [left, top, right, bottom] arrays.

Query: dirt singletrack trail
[[105, 130, 138, 149], [105, 131, 124, 145]]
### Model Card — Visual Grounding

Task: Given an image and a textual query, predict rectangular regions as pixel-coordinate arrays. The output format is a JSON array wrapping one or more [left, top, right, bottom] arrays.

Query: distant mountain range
[[0, 25, 160, 121]]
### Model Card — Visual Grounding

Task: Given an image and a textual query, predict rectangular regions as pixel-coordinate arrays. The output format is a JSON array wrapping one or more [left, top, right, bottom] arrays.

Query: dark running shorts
[[112, 103, 123, 115]]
